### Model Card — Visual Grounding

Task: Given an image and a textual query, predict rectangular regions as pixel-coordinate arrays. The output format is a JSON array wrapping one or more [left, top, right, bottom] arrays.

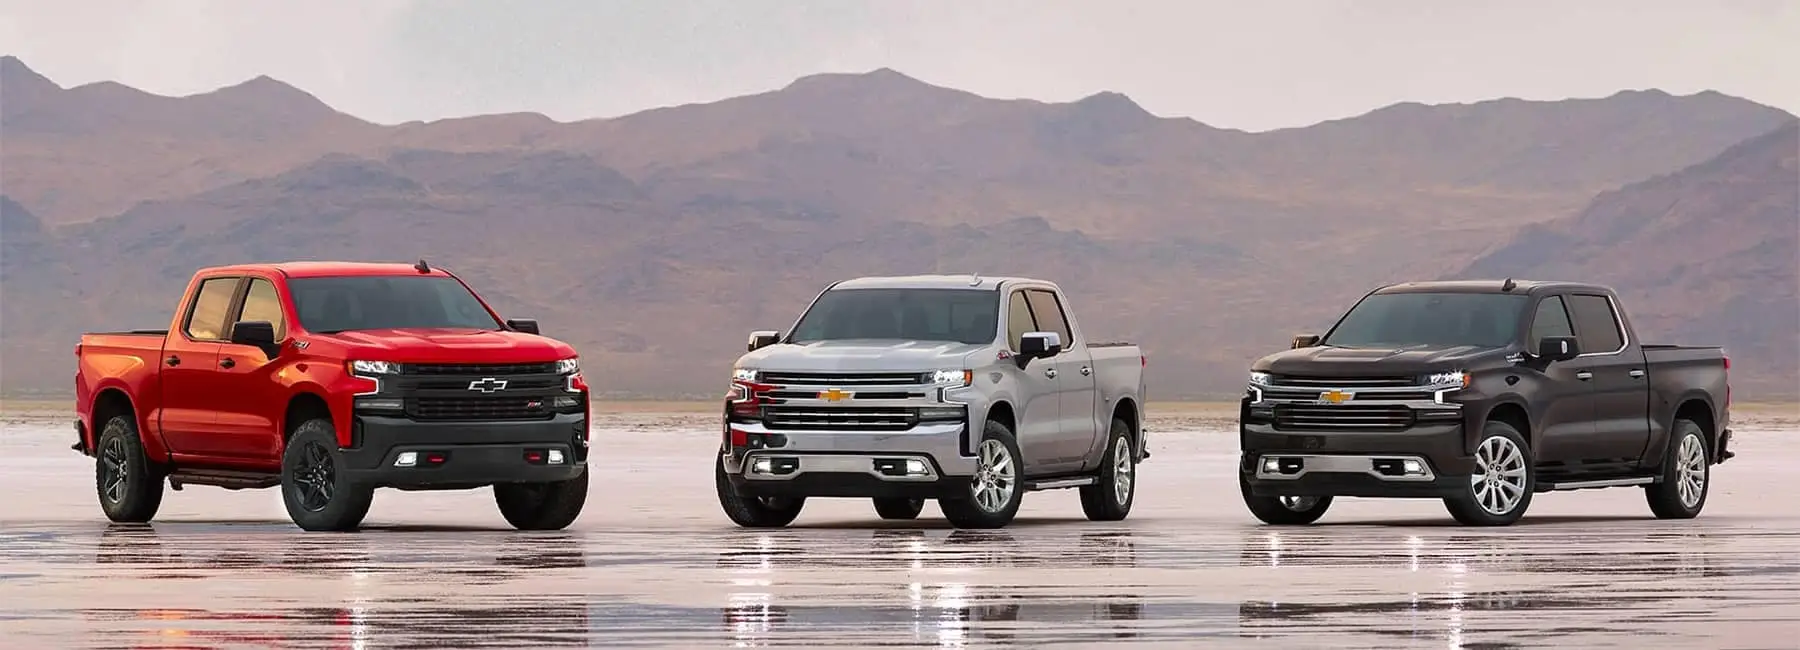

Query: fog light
[[395, 451, 418, 467], [904, 459, 928, 475], [1261, 457, 1280, 473], [548, 449, 565, 465], [751, 457, 773, 474], [551, 396, 579, 408], [1402, 459, 1424, 474]]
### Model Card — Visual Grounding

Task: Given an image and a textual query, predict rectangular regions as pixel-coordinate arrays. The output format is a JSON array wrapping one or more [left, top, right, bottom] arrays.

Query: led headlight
[[732, 367, 759, 383], [555, 357, 580, 375], [1249, 371, 1273, 386], [349, 360, 400, 375], [931, 369, 973, 387], [1426, 371, 1471, 389]]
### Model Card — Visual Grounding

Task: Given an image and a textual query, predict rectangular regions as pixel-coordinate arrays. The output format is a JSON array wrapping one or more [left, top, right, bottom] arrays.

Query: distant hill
[[1458, 120, 1799, 396], [1, 56, 1794, 398]]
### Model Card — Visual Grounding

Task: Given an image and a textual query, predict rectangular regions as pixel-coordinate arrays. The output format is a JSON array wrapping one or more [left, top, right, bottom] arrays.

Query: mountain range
[[2, 55, 1794, 398]]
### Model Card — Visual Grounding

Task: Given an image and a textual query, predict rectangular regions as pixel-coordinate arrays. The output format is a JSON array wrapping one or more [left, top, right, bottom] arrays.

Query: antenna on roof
[[1501, 277, 1517, 292], [414, 259, 431, 274], [968, 272, 982, 287]]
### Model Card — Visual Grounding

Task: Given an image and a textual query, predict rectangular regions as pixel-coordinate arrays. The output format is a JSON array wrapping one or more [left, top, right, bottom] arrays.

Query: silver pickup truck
[[715, 275, 1149, 529]]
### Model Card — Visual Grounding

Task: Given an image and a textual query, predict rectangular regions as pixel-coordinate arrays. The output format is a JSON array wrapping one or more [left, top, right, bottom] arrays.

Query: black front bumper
[[341, 413, 589, 489], [1239, 421, 1474, 499]]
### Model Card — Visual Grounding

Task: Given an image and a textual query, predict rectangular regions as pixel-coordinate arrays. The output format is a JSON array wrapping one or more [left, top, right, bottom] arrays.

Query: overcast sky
[[1, 0, 1794, 131]]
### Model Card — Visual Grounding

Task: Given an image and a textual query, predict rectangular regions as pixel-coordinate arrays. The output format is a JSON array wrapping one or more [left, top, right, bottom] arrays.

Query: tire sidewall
[[94, 415, 161, 521], [1666, 421, 1710, 514], [1105, 421, 1137, 510], [942, 420, 1025, 528], [1452, 421, 1535, 525]]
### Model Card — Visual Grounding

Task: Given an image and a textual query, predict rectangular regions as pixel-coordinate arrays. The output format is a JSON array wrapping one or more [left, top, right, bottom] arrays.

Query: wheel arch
[[283, 391, 335, 449]]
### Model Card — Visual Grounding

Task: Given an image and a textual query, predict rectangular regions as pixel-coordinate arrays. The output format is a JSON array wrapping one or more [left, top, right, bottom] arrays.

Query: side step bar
[[1024, 477, 1096, 491], [1538, 476, 1656, 492], [167, 469, 281, 491]]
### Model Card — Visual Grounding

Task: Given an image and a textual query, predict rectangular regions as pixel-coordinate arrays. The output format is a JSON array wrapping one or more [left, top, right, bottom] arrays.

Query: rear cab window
[[1566, 293, 1625, 354], [184, 276, 241, 341]]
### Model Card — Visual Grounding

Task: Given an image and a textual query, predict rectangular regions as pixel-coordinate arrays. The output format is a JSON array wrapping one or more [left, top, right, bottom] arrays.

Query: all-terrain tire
[[1080, 418, 1137, 521], [873, 497, 926, 520], [939, 420, 1026, 529], [495, 466, 590, 530], [716, 454, 806, 527], [1443, 420, 1535, 526], [94, 415, 165, 523], [280, 419, 375, 532], [1645, 418, 1710, 519], [1240, 473, 1333, 525]]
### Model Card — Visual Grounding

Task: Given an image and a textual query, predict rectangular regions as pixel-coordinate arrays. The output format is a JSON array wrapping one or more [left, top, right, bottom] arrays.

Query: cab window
[[184, 277, 240, 341]]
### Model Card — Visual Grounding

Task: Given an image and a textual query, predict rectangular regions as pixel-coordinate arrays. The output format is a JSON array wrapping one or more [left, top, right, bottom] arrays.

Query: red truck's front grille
[[408, 396, 553, 421], [408, 362, 559, 376]]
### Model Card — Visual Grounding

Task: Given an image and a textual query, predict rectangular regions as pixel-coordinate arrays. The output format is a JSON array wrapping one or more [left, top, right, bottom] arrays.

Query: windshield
[[788, 288, 1000, 345], [1323, 292, 1527, 348], [288, 275, 501, 333]]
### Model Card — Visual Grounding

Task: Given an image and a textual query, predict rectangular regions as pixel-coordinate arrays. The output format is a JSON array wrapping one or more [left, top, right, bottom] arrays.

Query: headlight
[[1248, 371, 1273, 386], [555, 357, 580, 375], [931, 369, 973, 387], [349, 360, 400, 375], [732, 367, 759, 383], [1427, 371, 1471, 389]]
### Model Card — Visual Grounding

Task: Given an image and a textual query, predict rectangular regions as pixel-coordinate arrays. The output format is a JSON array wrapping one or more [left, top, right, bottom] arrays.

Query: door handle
[[1080, 366, 1092, 376], [1628, 369, 1645, 378], [1045, 368, 1058, 379], [165, 355, 180, 367], [219, 357, 236, 369], [1576, 371, 1593, 381]]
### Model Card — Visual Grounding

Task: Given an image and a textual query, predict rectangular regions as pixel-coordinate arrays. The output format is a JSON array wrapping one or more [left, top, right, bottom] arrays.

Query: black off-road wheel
[[94, 415, 165, 523], [716, 454, 806, 528], [873, 497, 926, 520], [1443, 420, 1535, 526], [1645, 418, 1710, 519], [939, 420, 1026, 529], [495, 466, 590, 530], [281, 419, 375, 532], [1240, 473, 1333, 525], [1080, 418, 1138, 521]]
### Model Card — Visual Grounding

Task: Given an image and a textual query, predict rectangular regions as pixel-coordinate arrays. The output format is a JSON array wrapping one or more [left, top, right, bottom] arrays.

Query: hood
[[1252, 343, 1514, 377], [737, 339, 988, 373], [310, 328, 575, 363]]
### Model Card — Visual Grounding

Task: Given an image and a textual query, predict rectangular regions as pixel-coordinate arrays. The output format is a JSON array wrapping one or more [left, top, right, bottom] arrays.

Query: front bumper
[[1239, 421, 1473, 499], [720, 419, 977, 499], [340, 413, 589, 489]]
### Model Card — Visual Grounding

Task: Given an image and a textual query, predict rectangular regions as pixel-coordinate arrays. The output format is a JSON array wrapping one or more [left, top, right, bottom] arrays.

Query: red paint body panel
[[74, 261, 582, 469]]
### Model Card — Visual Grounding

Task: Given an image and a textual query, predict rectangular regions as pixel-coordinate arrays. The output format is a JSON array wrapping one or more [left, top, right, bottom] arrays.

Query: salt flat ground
[[1, 404, 1797, 649]]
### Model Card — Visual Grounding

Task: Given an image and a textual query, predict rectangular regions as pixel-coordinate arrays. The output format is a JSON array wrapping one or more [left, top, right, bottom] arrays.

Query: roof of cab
[[195, 261, 452, 279], [828, 274, 1042, 291], [1373, 279, 1613, 295]]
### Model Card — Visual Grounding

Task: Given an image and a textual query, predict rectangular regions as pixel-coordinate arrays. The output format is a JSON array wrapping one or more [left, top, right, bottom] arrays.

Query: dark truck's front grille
[[762, 406, 918, 431], [1273, 404, 1415, 431], [1269, 374, 1417, 388], [408, 396, 553, 421]]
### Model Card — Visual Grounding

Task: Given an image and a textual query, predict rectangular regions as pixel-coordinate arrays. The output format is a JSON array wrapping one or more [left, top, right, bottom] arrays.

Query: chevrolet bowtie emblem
[[468, 377, 509, 393], [818, 388, 852, 402], [1318, 389, 1353, 404]]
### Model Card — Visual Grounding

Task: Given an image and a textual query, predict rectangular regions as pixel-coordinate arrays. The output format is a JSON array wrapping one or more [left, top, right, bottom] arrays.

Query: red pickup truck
[[73, 261, 591, 532]]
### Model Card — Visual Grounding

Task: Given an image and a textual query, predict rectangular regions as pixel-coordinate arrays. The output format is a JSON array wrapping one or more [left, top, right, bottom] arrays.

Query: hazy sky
[[1, 0, 1794, 131]]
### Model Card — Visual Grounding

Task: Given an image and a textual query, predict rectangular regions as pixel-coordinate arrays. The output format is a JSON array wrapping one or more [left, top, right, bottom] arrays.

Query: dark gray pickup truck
[[1239, 279, 1732, 526]]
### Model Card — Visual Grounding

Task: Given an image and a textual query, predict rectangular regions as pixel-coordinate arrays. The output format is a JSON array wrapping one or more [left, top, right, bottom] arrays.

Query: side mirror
[[748, 330, 781, 352], [1018, 331, 1063, 360], [229, 320, 280, 359], [506, 318, 541, 335], [1536, 336, 1581, 362], [1291, 334, 1321, 349]]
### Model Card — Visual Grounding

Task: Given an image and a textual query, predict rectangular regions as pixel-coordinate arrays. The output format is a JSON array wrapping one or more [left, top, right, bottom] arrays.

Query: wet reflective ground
[[4, 411, 1799, 648]]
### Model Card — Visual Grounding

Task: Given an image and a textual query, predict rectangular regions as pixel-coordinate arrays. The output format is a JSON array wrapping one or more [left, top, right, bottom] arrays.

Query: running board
[[1024, 477, 1097, 491], [1540, 476, 1656, 492], [167, 469, 281, 491]]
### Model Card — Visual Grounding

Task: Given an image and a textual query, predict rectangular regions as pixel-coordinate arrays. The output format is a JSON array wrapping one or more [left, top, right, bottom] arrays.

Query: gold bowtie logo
[[1319, 389, 1353, 404], [818, 388, 852, 402]]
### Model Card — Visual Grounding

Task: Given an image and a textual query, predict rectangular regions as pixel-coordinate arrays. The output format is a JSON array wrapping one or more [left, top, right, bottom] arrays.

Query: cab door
[[1023, 288, 1100, 470], [1005, 289, 1063, 474], [1522, 294, 1598, 464], [214, 274, 293, 461], [158, 275, 240, 456]]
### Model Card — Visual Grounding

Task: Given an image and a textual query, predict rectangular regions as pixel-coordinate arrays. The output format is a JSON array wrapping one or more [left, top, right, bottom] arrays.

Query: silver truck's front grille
[[1259, 387, 1436, 402], [760, 371, 928, 386], [762, 406, 918, 432], [1273, 404, 1415, 431]]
